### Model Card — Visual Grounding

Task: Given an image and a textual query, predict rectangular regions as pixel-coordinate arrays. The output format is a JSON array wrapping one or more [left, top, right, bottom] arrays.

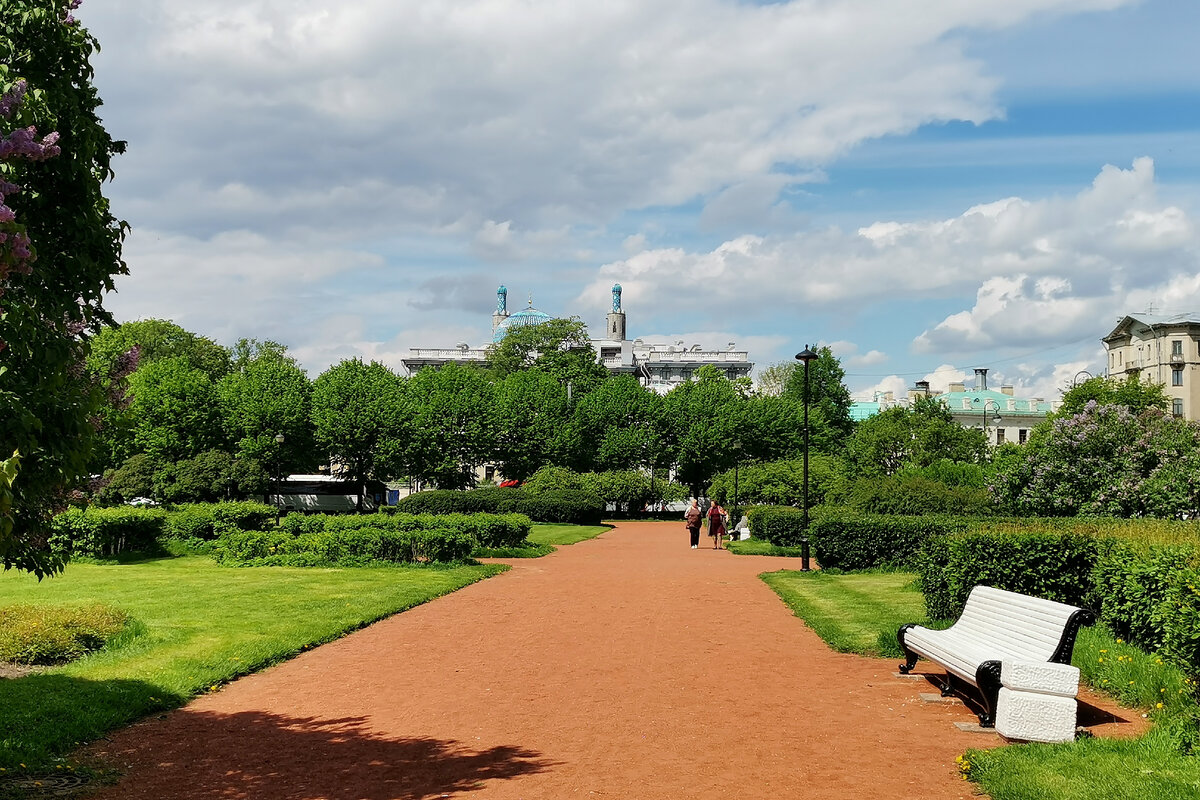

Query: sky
[[75, 0, 1200, 402]]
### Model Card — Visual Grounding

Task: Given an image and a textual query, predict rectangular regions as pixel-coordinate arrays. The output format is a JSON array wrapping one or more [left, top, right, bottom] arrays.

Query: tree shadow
[[91, 709, 557, 800]]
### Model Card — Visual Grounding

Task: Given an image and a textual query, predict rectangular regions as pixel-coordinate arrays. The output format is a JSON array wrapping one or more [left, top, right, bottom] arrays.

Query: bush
[[213, 527, 476, 567], [808, 510, 963, 570], [708, 455, 843, 508], [0, 604, 129, 664], [395, 487, 602, 525], [49, 507, 166, 557], [164, 501, 276, 541], [745, 505, 806, 546], [837, 473, 994, 516], [280, 511, 531, 549]]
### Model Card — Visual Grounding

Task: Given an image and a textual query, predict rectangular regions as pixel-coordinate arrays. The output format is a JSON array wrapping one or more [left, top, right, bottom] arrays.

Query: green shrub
[[164, 501, 276, 541], [809, 510, 963, 570], [49, 507, 166, 557], [395, 488, 602, 525], [0, 604, 129, 664], [745, 505, 807, 546], [213, 526, 476, 567], [839, 473, 994, 516], [278, 512, 530, 548]]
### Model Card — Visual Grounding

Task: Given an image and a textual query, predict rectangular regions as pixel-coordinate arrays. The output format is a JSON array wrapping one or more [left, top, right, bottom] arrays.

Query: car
[[128, 496, 159, 507]]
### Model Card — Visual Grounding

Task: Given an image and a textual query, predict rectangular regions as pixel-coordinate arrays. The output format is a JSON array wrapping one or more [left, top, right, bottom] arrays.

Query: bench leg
[[897, 623, 919, 674], [975, 660, 1002, 728]]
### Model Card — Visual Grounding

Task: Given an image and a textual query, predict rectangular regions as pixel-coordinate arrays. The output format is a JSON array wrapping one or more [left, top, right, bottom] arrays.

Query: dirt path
[[88, 521, 1142, 799]]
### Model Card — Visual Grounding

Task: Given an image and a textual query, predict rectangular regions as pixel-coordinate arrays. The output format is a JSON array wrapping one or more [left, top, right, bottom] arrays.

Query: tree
[[845, 396, 987, 478], [126, 357, 226, 463], [492, 370, 571, 481], [1055, 374, 1170, 418], [407, 363, 496, 489], [755, 361, 793, 397], [570, 375, 663, 473], [218, 342, 314, 478], [735, 394, 839, 463], [662, 366, 742, 495], [87, 318, 230, 382], [782, 346, 854, 442], [0, 1, 127, 575], [311, 359, 410, 511], [489, 317, 609, 397]]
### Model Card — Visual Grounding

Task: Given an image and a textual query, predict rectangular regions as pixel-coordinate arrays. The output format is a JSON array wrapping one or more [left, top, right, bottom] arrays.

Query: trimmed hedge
[[0, 603, 130, 664], [746, 505, 806, 546], [49, 507, 166, 557], [213, 527, 476, 567], [394, 488, 602, 525], [164, 501, 276, 541], [808, 510, 963, 571], [279, 511, 531, 549]]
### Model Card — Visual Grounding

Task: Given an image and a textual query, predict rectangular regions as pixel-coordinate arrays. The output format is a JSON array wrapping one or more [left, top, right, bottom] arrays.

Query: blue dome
[[493, 307, 552, 342]]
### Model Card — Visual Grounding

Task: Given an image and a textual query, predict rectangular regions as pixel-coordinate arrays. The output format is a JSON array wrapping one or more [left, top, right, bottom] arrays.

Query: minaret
[[492, 285, 509, 336], [607, 283, 626, 341]]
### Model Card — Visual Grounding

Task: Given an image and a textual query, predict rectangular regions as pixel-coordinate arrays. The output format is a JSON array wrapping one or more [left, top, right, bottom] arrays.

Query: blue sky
[[76, 0, 1200, 401]]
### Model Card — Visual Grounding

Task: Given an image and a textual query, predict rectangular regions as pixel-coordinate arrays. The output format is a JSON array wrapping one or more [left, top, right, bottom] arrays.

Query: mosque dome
[[492, 305, 552, 342]]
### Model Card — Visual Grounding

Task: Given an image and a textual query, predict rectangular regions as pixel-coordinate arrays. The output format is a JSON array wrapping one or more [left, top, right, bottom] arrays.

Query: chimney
[[1001, 385, 1015, 396], [949, 382, 965, 394], [915, 380, 930, 395], [974, 368, 988, 391]]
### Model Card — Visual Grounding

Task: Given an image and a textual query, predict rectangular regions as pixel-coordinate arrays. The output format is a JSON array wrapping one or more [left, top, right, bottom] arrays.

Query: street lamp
[[795, 345, 818, 571], [973, 398, 1001, 445], [1073, 370, 1093, 387], [273, 433, 285, 514], [731, 440, 742, 525]]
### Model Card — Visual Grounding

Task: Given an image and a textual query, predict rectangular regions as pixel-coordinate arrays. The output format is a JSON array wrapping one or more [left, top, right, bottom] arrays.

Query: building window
[[1173, 367, 1184, 386], [996, 428, 1006, 444], [1173, 340, 1183, 356], [1018, 429, 1028, 444], [1174, 398, 1184, 417]]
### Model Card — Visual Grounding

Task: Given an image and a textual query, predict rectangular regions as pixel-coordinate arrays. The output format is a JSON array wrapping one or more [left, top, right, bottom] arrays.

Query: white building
[[1103, 313, 1200, 420], [401, 284, 753, 392]]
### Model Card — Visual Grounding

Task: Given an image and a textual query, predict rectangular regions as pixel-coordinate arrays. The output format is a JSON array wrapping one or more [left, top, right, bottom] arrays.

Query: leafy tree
[[570, 375, 663, 473], [845, 396, 986, 478], [218, 342, 314, 478], [662, 366, 742, 495], [154, 450, 236, 504], [735, 394, 839, 463], [492, 370, 571, 481], [94, 452, 156, 505], [707, 455, 843, 508], [311, 359, 410, 510], [755, 361, 793, 397], [126, 357, 226, 463], [1055, 374, 1170, 418], [87, 318, 230, 382], [407, 363, 496, 490], [991, 403, 1200, 517], [0, 1, 127, 575], [782, 346, 854, 441], [488, 317, 609, 397]]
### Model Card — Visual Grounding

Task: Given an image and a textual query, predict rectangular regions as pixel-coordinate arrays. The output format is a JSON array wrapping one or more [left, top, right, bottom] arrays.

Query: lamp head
[[275, 433, 285, 444], [794, 345, 818, 364]]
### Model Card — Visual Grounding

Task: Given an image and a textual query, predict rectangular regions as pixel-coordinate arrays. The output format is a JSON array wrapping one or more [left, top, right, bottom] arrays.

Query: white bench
[[897, 585, 1095, 728]]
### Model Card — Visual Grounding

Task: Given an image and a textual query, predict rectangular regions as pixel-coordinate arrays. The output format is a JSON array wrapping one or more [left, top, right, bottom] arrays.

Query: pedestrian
[[684, 498, 703, 549], [707, 499, 728, 550]]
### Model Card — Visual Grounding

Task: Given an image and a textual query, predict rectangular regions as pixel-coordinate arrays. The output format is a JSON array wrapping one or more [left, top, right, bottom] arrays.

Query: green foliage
[[218, 341, 315, 475], [311, 359, 410, 504], [845, 395, 987, 477], [1056, 374, 1171, 418], [0, 603, 129, 664], [406, 362, 494, 489], [780, 346, 854, 440], [0, 4, 127, 576], [213, 527, 476, 566], [745, 505, 807, 546], [48, 507, 166, 558], [834, 465, 994, 516], [153, 449, 236, 503], [396, 487, 603, 525], [94, 453, 156, 505], [707, 455, 842, 507], [808, 509, 963, 570], [487, 316, 609, 396], [569, 375, 663, 472], [163, 501, 275, 542], [662, 365, 743, 494], [991, 403, 1200, 517], [87, 319, 230, 382], [279, 511, 531, 549], [492, 370, 572, 480], [127, 357, 226, 462]]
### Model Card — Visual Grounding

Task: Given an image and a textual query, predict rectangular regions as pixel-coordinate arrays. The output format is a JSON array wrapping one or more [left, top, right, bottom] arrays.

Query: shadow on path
[[93, 710, 556, 800]]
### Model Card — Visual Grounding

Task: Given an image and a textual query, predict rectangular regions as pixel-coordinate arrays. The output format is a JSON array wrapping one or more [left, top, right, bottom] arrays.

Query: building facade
[[401, 284, 753, 392], [1102, 313, 1200, 420]]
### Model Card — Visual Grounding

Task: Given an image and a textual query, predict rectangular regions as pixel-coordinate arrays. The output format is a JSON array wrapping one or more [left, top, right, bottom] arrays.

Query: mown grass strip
[[727, 539, 806, 557], [472, 523, 610, 558], [0, 557, 504, 772]]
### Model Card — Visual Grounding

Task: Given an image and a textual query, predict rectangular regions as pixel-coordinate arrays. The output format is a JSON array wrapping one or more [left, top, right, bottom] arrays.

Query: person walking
[[684, 498, 703, 549], [707, 499, 728, 550]]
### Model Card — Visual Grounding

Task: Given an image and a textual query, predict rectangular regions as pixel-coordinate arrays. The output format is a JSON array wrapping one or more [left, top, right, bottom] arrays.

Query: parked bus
[[269, 474, 389, 513]]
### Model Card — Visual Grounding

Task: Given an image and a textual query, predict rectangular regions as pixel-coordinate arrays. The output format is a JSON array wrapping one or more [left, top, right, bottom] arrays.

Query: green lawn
[[727, 538, 807, 557], [762, 569, 1200, 800], [0, 557, 504, 773], [474, 523, 610, 557]]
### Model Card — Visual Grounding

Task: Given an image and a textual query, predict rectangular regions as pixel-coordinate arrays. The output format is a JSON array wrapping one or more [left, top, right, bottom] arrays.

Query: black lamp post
[[731, 441, 742, 524], [795, 345, 818, 571], [1073, 370, 1093, 387], [973, 398, 1001, 446], [273, 433, 285, 515]]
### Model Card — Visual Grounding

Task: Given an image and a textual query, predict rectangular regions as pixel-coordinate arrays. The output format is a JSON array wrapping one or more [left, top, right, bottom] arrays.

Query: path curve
[[88, 521, 1140, 799]]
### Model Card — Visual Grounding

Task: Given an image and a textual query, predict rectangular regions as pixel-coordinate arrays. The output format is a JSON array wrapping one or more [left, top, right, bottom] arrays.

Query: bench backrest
[[952, 585, 1087, 663]]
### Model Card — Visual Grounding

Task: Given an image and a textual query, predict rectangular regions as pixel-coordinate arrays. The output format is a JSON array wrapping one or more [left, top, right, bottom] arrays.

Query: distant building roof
[[849, 401, 881, 421], [492, 306, 553, 342], [1104, 313, 1200, 343]]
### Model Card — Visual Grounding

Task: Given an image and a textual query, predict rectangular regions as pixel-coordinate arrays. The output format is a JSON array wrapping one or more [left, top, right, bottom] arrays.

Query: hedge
[[394, 488, 602, 525], [279, 511, 531, 548], [49, 507, 166, 557], [164, 501, 276, 541], [213, 527, 476, 567], [808, 510, 963, 571], [746, 505, 806, 546]]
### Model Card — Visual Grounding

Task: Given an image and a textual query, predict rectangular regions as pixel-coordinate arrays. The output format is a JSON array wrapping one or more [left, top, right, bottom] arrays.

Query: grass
[[763, 569, 1200, 800], [474, 523, 610, 557], [760, 569, 929, 657], [0, 556, 504, 775], [727, 538, 806, 557]]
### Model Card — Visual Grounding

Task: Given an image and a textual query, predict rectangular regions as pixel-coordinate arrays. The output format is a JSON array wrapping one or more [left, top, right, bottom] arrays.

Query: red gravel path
[[88, 521, 1143, 799]]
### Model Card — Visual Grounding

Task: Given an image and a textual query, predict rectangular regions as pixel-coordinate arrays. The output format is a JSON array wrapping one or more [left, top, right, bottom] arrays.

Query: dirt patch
[[83, 522, 1144, 799], [0, 661, 44, 679]]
